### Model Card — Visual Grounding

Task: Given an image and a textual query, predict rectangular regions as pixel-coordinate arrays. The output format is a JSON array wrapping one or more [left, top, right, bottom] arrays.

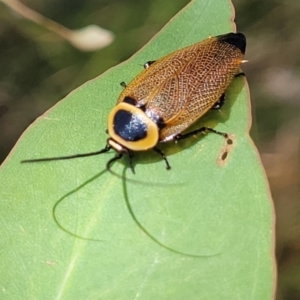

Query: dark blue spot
[[114, 110, 147, 141]]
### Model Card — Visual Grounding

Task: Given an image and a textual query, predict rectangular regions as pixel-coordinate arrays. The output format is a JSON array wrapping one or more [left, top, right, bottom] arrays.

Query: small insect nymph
[[22, 32, 247, 173]]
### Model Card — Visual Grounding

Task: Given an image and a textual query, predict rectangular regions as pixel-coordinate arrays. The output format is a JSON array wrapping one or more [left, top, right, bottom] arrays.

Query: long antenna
[[21, 145, 111, 163]]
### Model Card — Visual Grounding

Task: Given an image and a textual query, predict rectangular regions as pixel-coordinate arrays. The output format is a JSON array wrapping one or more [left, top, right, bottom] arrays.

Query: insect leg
[[143, 60, 156, 69], [211, 93, 225, 110], [120, 81, 127, 88], [128, 150, 135, 174], [234, 72, 245, 77], [175, 127, 230, 141], [212, 72, 245, 111], [176, 128, 233, 164], [153, 147, 171, 170]]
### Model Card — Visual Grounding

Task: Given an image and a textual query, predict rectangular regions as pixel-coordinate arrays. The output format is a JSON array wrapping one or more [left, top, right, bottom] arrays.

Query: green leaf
[[0, 1, 274, 299]]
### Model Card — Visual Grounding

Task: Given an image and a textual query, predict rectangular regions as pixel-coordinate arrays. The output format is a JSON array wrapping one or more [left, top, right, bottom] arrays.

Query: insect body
[[22, 32, 246, 172]]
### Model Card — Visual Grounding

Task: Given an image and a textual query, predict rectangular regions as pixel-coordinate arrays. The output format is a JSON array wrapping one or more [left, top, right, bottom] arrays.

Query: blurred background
[[0, 0, 299, 298]]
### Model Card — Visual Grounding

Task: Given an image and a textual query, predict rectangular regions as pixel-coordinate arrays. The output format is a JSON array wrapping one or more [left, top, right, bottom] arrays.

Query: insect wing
[[118, 33, 246, 141]]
